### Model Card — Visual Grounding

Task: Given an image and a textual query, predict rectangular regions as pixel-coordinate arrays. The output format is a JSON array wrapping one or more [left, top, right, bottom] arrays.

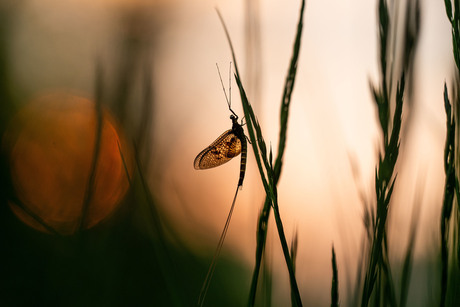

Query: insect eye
[[230, 115, 235, 120]]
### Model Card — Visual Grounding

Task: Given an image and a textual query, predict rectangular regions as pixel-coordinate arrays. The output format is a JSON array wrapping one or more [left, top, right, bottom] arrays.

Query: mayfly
[[194, 71, 247, 187], [195, 64, 247, 306]]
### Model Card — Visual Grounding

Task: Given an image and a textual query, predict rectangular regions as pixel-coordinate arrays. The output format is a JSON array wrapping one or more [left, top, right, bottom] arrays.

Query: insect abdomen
[[238, 137, 247, 187]]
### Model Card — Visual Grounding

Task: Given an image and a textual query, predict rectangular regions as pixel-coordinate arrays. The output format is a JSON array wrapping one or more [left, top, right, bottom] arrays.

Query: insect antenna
[[228, 61, 232, 112], [216, 62, 237, 118]]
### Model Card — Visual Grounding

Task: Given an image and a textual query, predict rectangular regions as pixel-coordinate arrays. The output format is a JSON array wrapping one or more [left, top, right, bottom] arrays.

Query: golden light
[[3, 92, 133, 235]]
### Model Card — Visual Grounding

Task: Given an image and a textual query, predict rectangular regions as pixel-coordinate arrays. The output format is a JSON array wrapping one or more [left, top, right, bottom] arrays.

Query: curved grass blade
[[216, 5, 305, 305], [234, 73, 303, 307], [245, 0, 306, 303], [441, 1, 460, 305], [79, 62, 104, 231]]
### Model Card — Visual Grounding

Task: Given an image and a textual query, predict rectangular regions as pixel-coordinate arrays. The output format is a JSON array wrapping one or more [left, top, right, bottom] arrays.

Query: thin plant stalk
[[442, 1, 460, 306], [79, 63, 104, 232], [290, 231, 299, 307], [243, 0, 305, 304]]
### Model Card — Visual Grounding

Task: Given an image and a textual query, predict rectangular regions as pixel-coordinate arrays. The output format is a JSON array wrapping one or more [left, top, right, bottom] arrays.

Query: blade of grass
[[247, 0, 306, 303], [215, 9, 269, 193], [440, 83, 456, 307], [290, 231, 299, 307], [361, 2, 408, 304], [114, 56, 182, 306], [135, 63, 155, 170], [234, 73, 303, 306], [8, 194, 61, 235], [261, 241, 273, 307], [79, 62, 104, 231], [442, 1, 460, 305], [331, 245, 339, 307], [361, 75, 404, 307]]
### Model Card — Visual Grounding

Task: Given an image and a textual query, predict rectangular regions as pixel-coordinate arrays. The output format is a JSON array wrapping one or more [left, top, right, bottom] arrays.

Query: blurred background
[[0, 0, 455, 306]]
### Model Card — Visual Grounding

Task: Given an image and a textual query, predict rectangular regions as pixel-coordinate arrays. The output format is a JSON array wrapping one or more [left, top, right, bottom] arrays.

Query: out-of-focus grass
[[0, 4, 246, 307], [356, 1, 420, 307], [441, 3, 460, 306]]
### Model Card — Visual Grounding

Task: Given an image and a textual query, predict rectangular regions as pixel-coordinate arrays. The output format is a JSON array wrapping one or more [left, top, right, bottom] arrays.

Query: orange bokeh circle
[[3, 92, 133, 235]]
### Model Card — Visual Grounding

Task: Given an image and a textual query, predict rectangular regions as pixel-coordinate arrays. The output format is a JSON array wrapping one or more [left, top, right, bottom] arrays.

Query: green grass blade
[[274, 0, 305, 180], [216, 7, 304, 305], [248, 0, 306, 303], [290, 231, 299, 307], [442, 1, 460, 302], [440, 83, 456, 307], [361, 1, 409, 305]]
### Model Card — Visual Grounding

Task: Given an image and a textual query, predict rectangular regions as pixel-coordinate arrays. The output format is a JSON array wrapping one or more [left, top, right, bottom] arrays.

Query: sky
[[4, 0, 455, 304]]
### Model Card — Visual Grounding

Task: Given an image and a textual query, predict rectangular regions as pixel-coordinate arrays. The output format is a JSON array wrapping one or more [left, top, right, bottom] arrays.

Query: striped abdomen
[[238, 136, 247, 187]]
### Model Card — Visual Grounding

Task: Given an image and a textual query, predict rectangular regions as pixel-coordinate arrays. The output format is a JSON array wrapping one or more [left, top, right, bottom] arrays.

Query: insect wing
[[194, 129, 242, 170]]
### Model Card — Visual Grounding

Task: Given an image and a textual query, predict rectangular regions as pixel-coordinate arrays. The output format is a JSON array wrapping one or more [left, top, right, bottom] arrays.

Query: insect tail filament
[[197, 185, 240, 306]]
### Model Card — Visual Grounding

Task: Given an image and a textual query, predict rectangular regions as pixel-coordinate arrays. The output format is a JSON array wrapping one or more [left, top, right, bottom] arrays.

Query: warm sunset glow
[[1, 0, 458, 305], [3, 92, 132, 235]]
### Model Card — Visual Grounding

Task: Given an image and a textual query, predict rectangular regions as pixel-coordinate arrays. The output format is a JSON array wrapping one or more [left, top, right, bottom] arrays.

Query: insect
[[195, 64, 248, 307], [193, 65, 247, 188], [193, 111, 247, 187]]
